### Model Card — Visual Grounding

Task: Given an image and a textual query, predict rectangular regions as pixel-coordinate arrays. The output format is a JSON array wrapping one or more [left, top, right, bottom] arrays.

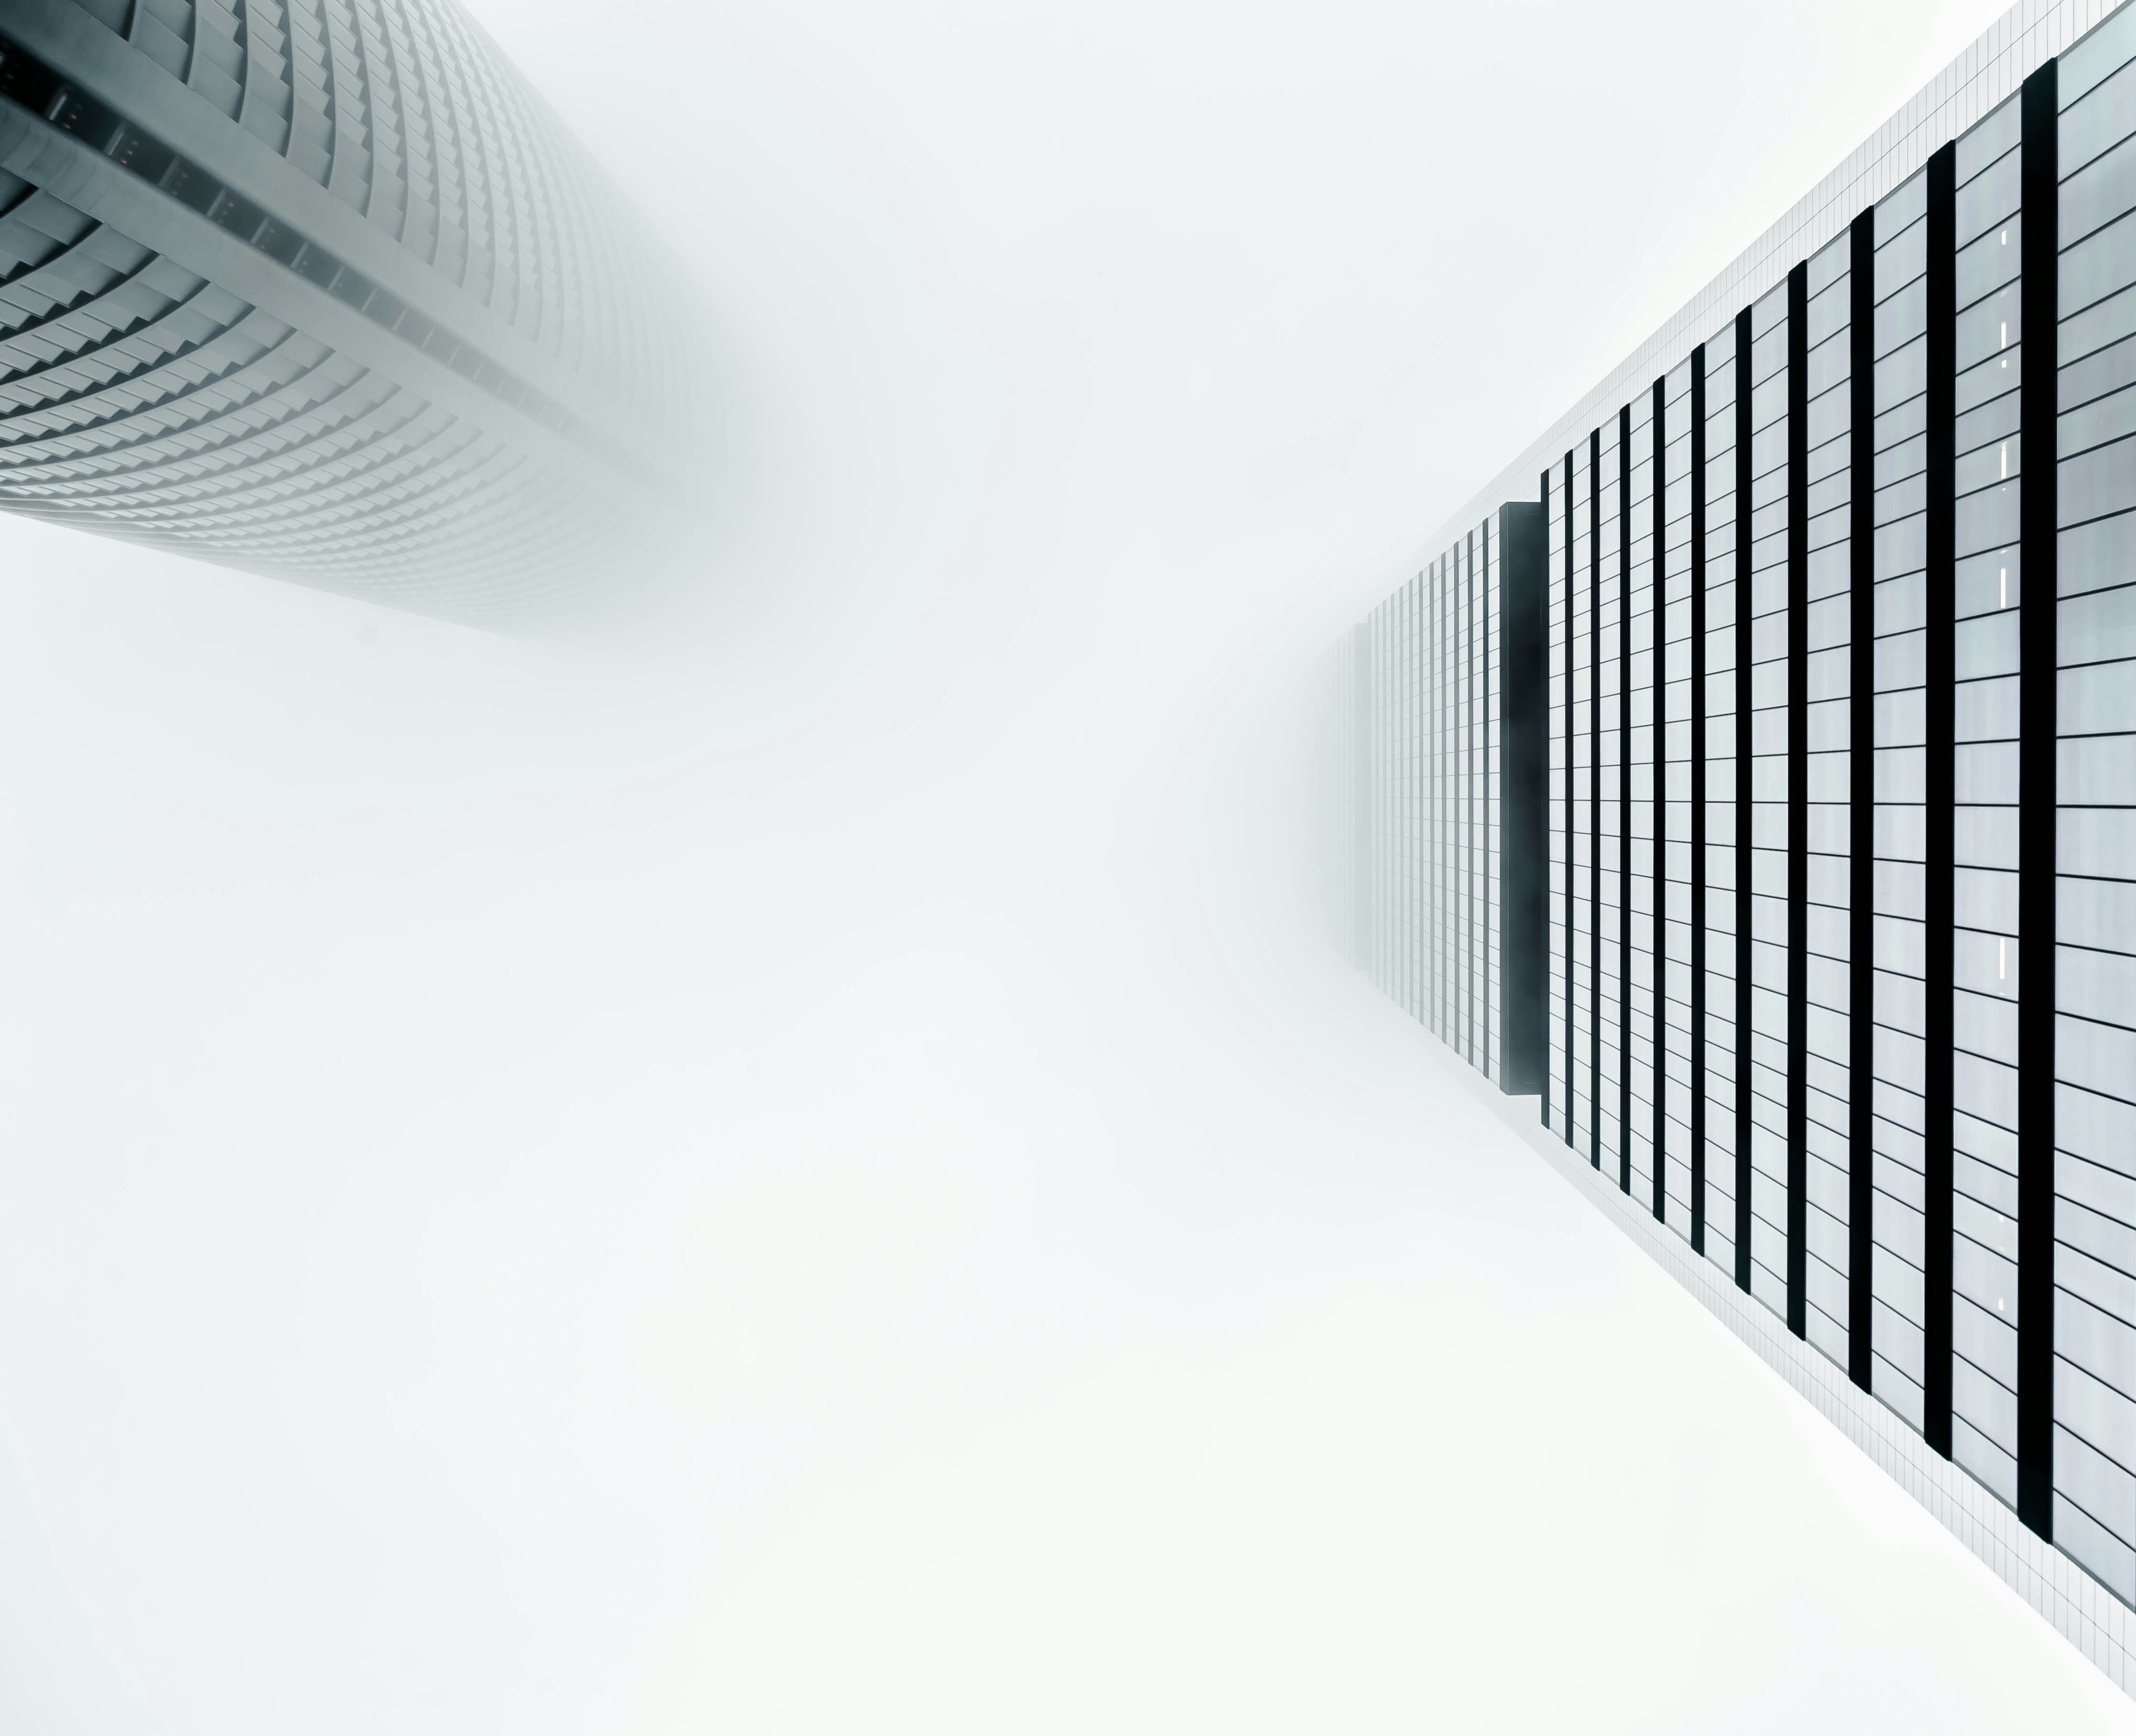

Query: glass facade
[[2055, 14, 2136, 1602], [1363, 516, 1539, 1089], [1332, 0, 2136, 1668], [1702, 326, 1743, 1285], [1871, 160, 1934, 1436]]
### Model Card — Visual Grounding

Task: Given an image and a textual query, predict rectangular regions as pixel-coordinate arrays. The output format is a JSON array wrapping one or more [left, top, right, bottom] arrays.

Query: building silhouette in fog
[[0, 0, 702, 625]]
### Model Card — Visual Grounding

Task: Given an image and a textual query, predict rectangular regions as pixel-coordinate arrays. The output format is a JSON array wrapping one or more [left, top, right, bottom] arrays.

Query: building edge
[[1450, 1062, 2136, 1695], [1391, 0, 2126, 596]]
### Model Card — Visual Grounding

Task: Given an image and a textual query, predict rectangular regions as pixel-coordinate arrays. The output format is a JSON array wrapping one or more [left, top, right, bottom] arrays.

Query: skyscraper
[[0, 0, 704, 626], [1336, 0, 2136, 1694]]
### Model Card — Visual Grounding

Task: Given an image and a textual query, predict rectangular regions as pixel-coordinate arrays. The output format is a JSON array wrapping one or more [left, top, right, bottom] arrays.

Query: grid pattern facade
[[2056, 25, 2136, 1603], [1362, 521, 1508, 1085], [1872, 165, 1936, 1439], [1802, 232, 1854, 1374], [0, 0, 701, 626], [1333, 0, 2136, 1677], [1659, 358, 1696, 1244], [1702, 323, 1743, 1284]]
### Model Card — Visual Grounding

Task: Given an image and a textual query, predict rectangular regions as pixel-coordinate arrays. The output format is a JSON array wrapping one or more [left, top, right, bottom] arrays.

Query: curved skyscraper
[[0, 0, 704, 626]]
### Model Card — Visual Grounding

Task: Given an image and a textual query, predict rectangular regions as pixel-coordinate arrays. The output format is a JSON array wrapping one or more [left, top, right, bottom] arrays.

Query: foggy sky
[[1, 2, 2129, 1731]]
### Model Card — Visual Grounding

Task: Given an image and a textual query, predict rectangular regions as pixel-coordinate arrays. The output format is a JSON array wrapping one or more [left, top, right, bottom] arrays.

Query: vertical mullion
[[2016, 58, 2058, 1540], [1691, 349, 1709, 1253], [1654, 376, 1670, 1222], [1735, 307, 1756, 1292], [1788, 260, 1811, 1340], [1849, 207, 1878, 1390], [1591, 427, 1603, 1171], [1563, 453, 1576, 1140], [1620, 403, 1634, 1196], [1924, 140, 1957, 1461]]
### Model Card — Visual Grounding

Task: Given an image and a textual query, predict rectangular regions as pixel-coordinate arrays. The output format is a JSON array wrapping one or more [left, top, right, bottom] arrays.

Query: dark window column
[[1788, 261, 1811, 1339], [2017, 56, 2059, 1541], [1654, 375, 1670, 1221], [1735, 307, 1756, 1290], [1563, 453, 1577, 1139], [1849, 206, 1878, 1391], [1620, 402, 1635, 1196], [1591, 426, 1604, 1171], [1691, 348, 1709, 1254], [1924, 140, 1958, 1461], [1502, 500, 1551, 1095]]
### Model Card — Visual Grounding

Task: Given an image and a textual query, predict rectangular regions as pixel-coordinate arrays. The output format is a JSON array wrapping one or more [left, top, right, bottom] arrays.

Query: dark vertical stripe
[[1653, 376, 1669, 1222], [1923, 140, 1958, 1460], [1619, 403, 1635, 1196], [1563, 453, 1576, 1139], [2017, 59, 2058, 1541], [1502, 500, 1550, 1095], [1849, 206, 1878, 1391], [1591, 426, 1603, 1171], [1788, 260, 1810, 1341], [1735, 307, 1756, 1292], [1691, 347, 1709, 1255]]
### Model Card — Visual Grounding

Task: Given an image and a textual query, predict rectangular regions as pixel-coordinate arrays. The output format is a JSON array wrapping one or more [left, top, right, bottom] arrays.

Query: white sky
[[3, 1, 2134, 1730]]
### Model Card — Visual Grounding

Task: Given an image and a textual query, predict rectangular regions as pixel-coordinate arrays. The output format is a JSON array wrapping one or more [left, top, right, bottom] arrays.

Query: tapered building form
[[0, 0, 703, 626], [1335, 0, 2136, 1695]]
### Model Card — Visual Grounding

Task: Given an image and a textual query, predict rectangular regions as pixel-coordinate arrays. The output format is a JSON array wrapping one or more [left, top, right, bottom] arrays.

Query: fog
[[2, 0, 2130, 1730]]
